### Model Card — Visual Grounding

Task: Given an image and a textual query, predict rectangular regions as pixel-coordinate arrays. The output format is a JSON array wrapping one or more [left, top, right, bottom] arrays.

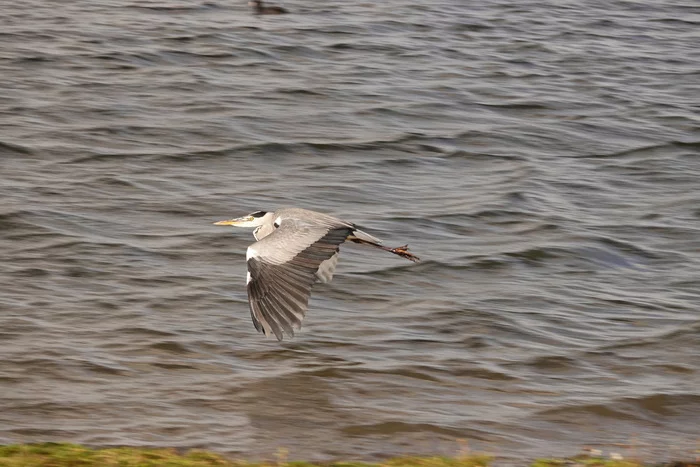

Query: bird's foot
[[390, 245, 420, 262]]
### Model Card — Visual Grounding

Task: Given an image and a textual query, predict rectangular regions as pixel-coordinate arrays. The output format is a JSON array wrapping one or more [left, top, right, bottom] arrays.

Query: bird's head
[[214, 210, 271, 228]]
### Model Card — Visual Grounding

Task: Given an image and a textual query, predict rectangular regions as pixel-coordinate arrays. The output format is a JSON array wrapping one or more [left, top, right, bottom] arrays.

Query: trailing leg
[[348, 236, 420, 263]]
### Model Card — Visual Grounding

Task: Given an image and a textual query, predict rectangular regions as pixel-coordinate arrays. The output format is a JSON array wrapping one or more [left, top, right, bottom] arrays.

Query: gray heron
[[214, 208, 419, 340]]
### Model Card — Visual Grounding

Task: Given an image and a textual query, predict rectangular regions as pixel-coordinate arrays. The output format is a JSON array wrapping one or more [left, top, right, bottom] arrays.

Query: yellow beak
[[213, 217, 251, 226]]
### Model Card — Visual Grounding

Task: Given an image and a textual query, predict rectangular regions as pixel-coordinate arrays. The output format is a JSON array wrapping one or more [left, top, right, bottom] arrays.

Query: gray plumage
[[214, 208, 419, 340]]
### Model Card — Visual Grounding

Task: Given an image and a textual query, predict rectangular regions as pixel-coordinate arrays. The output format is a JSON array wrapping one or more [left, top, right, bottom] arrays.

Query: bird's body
[[215, 208, 419, 340], [249, 0, 288, 15]]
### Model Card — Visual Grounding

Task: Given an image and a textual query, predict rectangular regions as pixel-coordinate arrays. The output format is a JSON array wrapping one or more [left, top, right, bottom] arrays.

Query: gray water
[[1, 0, 699, 463]]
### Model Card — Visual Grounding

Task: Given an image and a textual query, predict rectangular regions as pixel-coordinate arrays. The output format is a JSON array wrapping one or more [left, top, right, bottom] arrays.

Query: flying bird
[[214, 208, 419, 340]]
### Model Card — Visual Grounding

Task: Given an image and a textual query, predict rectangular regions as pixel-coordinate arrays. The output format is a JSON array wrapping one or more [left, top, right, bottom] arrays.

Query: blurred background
[[1, 0, 699, 463]]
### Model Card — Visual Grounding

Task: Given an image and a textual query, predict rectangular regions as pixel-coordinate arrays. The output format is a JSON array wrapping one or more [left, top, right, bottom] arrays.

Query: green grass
[[0, 443, 492, 467], [531, 457, 642, 467], [0, 443, 697, 467], [0, 443, 231, 467]]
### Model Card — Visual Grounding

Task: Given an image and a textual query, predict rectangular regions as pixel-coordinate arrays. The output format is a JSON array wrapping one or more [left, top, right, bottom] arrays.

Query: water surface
[[1, 0, 699, 462]]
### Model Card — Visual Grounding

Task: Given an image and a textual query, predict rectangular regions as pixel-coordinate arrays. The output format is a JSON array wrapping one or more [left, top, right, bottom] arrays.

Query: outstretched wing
[[245, 221, 352, 340]]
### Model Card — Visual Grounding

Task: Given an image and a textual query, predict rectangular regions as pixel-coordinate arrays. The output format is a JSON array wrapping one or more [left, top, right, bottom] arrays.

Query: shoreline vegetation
[[0, 443, 699, 467]]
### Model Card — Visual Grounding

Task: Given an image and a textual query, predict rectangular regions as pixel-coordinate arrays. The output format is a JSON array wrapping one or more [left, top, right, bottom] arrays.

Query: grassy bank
[[0, 443, 697, 467]]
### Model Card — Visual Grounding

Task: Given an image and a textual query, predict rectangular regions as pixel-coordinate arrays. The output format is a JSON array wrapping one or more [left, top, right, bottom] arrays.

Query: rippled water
[[1, 0, 699, 462]]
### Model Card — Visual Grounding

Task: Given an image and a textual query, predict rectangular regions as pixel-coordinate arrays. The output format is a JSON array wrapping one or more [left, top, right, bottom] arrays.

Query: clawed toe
[[390, 245, 420, 262]]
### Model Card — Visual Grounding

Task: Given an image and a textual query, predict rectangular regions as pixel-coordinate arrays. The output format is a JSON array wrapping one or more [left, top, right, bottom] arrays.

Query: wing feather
[[259, 295, 288, 339], [246, 223, 352, 340]]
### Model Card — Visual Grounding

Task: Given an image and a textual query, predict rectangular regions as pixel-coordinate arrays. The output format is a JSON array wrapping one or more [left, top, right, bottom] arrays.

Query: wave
[[341, 421, 491, 440], [576, 141, 700, 160], [125, 2, 223, 12], [596, 322, 700, 351], [0, 140, 33, 155], [535, 393, 700, 423]]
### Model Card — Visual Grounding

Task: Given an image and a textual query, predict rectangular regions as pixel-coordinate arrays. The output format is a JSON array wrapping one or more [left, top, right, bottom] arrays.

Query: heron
[[214, 208, 419, 340]]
